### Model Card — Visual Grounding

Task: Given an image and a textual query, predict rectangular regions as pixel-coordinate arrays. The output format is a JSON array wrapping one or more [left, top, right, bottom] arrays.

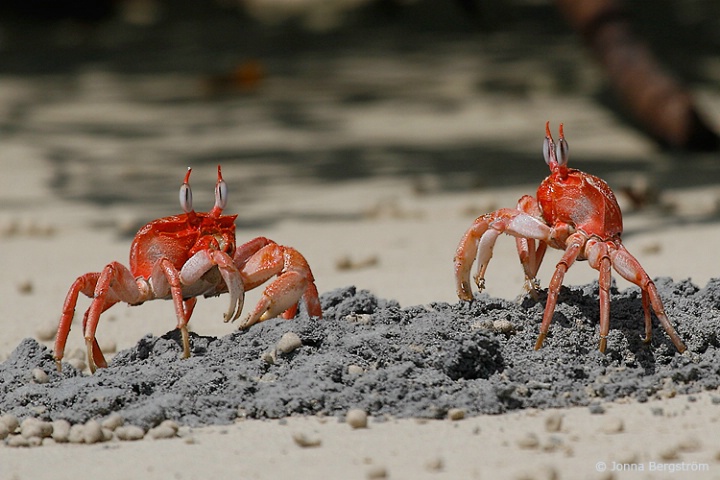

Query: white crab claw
[[217, 264, 244, 323], [182, 250, 245, 323]]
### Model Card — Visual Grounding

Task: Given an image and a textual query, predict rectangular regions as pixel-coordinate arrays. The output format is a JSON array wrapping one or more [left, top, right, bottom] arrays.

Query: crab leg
[[54, 272, 101, 370], [535, 233, 586, 350], [609, 244, 687, 352], [586, 239, 613, 352], [454, 208, 552, 301], [235, 243, 321, 329], [640, 290, 653, 344], [233, 236, 276, 270], [150, 258, 204, 359], [83, 262, 147, 372], [179, 297, 197, 357], [597, 253, 612, 353]]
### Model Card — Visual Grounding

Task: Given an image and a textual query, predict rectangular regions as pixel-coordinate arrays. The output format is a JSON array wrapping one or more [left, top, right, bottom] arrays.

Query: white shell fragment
[[346, 409, 368, 429], [277, 332, 302, 354]]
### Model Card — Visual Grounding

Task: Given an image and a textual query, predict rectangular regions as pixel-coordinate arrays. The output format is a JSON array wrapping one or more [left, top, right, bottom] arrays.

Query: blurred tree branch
[[555, 0, 718, 151]]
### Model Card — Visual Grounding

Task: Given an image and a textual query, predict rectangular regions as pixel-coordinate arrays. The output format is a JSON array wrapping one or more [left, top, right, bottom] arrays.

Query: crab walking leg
[[597, 253, 613, 353], [233, 236, 276, 269], [235, 236, 319, 316], [237, 244, 321, 329], [83, 262, 147, 372], [179, 297, 197, 356], [535, 233, 586, 350], [609, 244, 687, 352], [586, 240, 613, 352], [300, 280, 322, 319], [640, 290, 653, 344], [54, 272, 101, 370], [454, 209, 553, 301], [82, 304, 115, 371], [149, 259, 192, 358]]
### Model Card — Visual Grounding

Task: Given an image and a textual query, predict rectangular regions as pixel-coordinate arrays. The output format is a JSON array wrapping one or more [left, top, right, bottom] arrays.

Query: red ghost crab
[[454, 123, 686, 353], [54, 166, 322, 372]]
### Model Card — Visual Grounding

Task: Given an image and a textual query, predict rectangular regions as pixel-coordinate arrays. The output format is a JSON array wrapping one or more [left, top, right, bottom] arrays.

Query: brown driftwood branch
[[555, 0, 718, 151]]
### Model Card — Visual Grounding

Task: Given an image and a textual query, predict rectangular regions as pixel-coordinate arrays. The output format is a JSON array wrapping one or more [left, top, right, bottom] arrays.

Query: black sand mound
[[2, 279, 719, 429]]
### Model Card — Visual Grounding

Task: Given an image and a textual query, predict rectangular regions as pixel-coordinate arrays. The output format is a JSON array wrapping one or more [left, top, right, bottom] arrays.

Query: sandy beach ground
[[3, 3, 720, 478]]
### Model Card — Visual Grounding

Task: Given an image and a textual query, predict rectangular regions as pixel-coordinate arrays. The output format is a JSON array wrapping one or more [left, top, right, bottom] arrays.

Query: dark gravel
[[1, 279, 719, 430]]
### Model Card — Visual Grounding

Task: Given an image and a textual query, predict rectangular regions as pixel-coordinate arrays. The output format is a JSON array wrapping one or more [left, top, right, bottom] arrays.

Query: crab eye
[[215, 165, 228, 211], [179, 168, 193, 213], [215, 179, 228, 210], [543, 137, 554, 165], [556, 137, 569, 167]]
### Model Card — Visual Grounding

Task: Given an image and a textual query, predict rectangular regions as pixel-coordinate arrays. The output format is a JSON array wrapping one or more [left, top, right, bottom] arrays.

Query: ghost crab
[[54, 166, 322, 373], [454, 122, 686, 353]]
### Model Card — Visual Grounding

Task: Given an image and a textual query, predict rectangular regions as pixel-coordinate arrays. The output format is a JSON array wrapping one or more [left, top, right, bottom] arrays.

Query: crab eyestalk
[[210, 165, 228, 217], [179, 167, 193, 213], [544, 122, 569, 179], [556, 124, 569, 167], [543, 122, 555, 165]]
